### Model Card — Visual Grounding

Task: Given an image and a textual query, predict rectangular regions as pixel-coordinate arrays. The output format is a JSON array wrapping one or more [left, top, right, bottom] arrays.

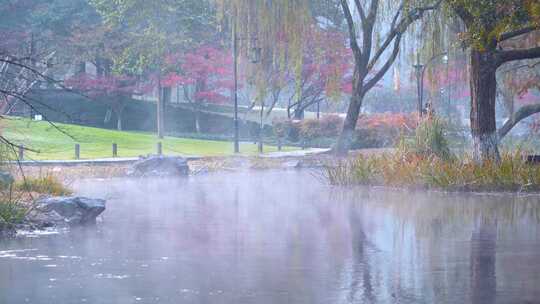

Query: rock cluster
[[128, 155, 189, 177], [27, 196, 106, 226]]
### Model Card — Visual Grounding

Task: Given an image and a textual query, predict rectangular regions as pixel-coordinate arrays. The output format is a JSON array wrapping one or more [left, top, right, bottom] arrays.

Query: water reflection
[[1, 171, 540, 303], [470, 219, 497, 304]]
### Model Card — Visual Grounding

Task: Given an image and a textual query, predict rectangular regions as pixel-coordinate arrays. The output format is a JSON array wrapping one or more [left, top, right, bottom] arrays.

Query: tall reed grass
[[14, 175, 72, 196], [324, 151, 540, 192], [325, 115, 540, 192]]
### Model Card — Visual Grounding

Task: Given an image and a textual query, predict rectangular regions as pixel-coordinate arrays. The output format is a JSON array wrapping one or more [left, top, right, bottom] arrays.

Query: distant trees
[[163, 46, 235, 133], [90, 0, 216, 137], [285, 29, 353, 119], [65, 74, 152, 130], [256, 28, 353, 120], [0, 0, 97, 115]]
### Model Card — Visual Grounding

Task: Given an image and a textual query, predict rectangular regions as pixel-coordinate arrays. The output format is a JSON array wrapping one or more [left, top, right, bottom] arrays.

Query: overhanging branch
[[499, 26, 540, 42], [497, 47, 540, 65], [498, 103, 540, 139]]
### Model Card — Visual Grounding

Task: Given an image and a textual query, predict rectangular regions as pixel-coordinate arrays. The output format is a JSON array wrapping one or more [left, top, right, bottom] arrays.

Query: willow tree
[[446, 0, 540, 161], [334, 0, 442, 154], [219, 0, 441, 154]]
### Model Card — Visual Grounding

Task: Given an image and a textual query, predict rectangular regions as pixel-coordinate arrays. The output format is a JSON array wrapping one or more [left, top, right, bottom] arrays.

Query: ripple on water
[[16, 228, 68, 238], [93, 273, 130, 280]]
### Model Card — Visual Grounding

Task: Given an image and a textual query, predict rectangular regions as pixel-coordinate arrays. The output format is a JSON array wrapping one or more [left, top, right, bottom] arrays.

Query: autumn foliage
[[163, 45, 234, 104], [357, 113, 418, 131]]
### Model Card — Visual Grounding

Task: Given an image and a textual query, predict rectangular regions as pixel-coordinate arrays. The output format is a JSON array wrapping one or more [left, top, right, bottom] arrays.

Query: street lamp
[[232, 24, 260, 153], [413, 52, 448, 117]]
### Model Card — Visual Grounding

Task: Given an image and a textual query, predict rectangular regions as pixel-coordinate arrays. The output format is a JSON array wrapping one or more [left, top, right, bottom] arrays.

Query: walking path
[[12, 148, 331, 166], [261, 148, 331, 158]]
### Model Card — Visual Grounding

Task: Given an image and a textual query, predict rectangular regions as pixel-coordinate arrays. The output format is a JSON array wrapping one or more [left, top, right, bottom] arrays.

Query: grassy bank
[[2, 117, 294, 160], [324, 152, 540, 193], [324, 116, 540, 193], [0, 174, 72, 231]]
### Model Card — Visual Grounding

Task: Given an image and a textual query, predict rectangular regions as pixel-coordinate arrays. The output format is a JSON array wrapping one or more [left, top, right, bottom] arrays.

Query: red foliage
[[164, 46, 234, 104], [357, 112, 419, 131], [300, 29, 354, 97], [269, 28, 353, 103], [65, 73, 153, 98]]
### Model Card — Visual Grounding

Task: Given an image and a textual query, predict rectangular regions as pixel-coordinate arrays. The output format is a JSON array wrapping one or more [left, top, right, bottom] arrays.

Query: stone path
[[260, 148, 331, 158], [12, 148, 331, 166]]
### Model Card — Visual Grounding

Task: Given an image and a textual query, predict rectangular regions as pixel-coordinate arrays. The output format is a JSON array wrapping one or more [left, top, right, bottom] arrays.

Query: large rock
[[28, 196, 106, 226], [128, 155, 189, 177], [0, 222, 16, 238]]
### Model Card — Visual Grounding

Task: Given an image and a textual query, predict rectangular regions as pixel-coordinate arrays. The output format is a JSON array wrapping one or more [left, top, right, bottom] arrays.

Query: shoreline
[[6, 149, 540, 196]]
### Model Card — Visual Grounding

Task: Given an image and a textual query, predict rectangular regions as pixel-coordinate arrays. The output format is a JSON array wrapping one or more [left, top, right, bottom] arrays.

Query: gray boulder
[[0, 222, 16, 238], [28, 196, 106, 225], [128, 155, 189, 177]]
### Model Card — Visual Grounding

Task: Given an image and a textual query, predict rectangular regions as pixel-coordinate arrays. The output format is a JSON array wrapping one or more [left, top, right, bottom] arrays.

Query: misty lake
[[1, 170, 540, 303]]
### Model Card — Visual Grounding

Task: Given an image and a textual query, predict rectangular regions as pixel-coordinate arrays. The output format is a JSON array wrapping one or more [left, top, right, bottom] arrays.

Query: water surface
[[1, 170, 540, 303]]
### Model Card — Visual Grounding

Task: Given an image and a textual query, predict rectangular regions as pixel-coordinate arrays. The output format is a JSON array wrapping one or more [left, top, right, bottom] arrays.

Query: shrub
[[272, 118, 289, 139], [358, 112, 418, 130], [14, 175, 72, 196], [353, 113, 418, 149], [0, 193, 26, 225], [397, 115, 452, 160], [299, 119, 322, 140], [318, 115, 344, 137], [413, 116, 452, 159], [273, 116, 343, 144], [272, 118, 299, 142]]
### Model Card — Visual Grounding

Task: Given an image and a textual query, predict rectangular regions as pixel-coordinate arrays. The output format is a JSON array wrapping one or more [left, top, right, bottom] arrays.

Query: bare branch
[[353, 0, 367, 24], [390, 0, 405, 30], [498, 103, 540, 139], [497, 47, 540, 66], [365, 33, 402, 92], [359, 0, 379, 67], [499, 26, 540, 42], [340, 0, 363, 62], [499, 60, 540, 74]]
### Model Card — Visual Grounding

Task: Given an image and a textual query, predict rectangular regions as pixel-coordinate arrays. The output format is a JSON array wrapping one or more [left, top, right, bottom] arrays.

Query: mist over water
[[1, 170, 540, 304]]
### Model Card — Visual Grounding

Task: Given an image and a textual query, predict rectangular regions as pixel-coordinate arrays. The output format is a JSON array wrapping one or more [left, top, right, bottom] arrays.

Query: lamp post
[[413, 52, 448, 117], [413, 56, 424, 117], [232, 23, 261, 154], [233, 24, 240, 153]]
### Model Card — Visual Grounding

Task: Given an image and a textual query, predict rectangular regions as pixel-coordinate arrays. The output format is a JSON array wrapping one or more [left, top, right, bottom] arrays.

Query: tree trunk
[[287, 99, 292, 119], [163, 86, 172, 104], [78, 62, 86, 75], [293, 107, 304, 119], [334, 93, 363, 155], [470, 50, 500, 162], [116, 112, 123, 131], [157, 79, 164, 139], [194, 105, 201, 133], [114, 98, 125, 131]]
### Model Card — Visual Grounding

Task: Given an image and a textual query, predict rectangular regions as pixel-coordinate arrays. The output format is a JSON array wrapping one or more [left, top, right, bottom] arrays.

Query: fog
[[1, 170, 540, 303]]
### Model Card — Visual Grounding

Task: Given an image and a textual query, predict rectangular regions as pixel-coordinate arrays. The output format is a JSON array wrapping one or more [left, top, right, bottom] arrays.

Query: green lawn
[[2, 117, 294, 160]]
